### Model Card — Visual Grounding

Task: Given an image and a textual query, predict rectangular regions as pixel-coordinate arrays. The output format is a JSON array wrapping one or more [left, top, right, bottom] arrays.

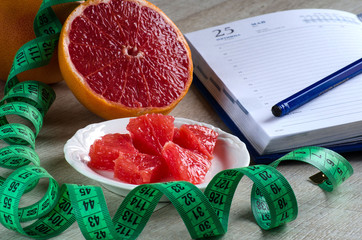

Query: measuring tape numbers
[[270, 146, 354, 192], [0, 0, 354, 239], [0, 146, 354, 239]]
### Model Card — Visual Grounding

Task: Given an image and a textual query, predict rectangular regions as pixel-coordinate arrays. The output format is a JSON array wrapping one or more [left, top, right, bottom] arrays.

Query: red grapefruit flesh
[[114, 152, 167, 184], [161, 141, 211, 184], [58, 0, 193, 119], [88, 115, 219, 185], [88, 133, 137, 170], [126, 113, 175, 156], [173, 124, 218, 160]]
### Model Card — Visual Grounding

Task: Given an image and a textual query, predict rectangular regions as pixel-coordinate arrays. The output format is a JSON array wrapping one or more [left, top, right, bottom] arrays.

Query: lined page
[[186, 9, 362, 153]]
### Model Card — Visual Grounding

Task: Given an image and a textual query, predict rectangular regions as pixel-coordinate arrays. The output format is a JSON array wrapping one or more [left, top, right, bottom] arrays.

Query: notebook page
[[186, 9, 362, 152]]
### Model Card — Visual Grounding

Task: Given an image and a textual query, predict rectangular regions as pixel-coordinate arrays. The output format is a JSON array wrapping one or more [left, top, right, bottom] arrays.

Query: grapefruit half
[[58, 0, 193, 119]]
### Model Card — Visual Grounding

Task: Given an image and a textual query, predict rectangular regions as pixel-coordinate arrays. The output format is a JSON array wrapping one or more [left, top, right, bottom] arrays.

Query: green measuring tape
[[0, 0, 354, 239], [0, 148, 354, 239]]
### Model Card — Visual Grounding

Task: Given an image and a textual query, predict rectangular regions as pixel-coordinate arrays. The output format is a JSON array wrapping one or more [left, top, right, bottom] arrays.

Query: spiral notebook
[[185, 9, 362, 162]]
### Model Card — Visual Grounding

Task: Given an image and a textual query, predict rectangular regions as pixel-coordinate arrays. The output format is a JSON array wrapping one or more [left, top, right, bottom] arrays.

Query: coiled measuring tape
[[0, 148, 354, 239], [0, 0, 354, 239]]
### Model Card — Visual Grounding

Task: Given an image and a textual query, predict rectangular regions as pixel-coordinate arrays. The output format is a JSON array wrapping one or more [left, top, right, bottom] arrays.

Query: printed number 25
[[213, 27, 234, 37]]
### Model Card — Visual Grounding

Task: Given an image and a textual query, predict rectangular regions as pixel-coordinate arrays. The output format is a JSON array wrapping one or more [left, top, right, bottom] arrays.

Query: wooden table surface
[[1, 0, 362, 239]]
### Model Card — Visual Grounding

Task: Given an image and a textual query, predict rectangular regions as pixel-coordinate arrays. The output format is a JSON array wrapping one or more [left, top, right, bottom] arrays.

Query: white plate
[[64, 117, 250, 202]]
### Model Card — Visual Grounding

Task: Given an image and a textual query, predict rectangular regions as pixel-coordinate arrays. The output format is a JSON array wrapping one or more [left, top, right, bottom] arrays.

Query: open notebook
[[185, 9, 362, 162]]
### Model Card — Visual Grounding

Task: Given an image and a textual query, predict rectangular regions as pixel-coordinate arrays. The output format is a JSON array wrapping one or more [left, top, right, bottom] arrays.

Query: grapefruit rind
[[58, 0, 193, 119]]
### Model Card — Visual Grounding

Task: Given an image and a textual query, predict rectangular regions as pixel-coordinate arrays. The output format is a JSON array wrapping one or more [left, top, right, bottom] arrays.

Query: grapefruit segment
[[114, 152, 167, 184], [88, 115, 219, 185], [127, 113, 174, 156], [173, 124, 219, 160], [88, 133, 137, 170], [110, 0, 141, 46], [146, 113, 175, 146], [83, 2, 126, 44], [162, 141, 211, 185], [69, 15, 122, 51], [59, 0, 193, 119]]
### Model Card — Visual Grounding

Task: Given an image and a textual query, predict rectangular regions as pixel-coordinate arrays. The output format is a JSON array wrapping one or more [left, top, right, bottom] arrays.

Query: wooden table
[[1, 0, 361, 239]]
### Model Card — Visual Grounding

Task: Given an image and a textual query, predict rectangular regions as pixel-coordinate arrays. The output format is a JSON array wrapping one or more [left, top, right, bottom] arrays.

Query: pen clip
[[309, 171, 328, 185]]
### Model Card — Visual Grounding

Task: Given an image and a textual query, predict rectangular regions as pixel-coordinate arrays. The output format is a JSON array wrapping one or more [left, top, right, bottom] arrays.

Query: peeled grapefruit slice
[[126, 113, 175, 156], [114, 152, 167, 184], [162, 141, 211, 184], [88, 133, 137, 170], [173, 124, 219, 160], [58, 0, 193, 119]]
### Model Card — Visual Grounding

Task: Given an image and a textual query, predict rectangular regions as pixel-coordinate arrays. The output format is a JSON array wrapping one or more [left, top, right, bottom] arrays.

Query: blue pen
[[271, 57, 362, 117]]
